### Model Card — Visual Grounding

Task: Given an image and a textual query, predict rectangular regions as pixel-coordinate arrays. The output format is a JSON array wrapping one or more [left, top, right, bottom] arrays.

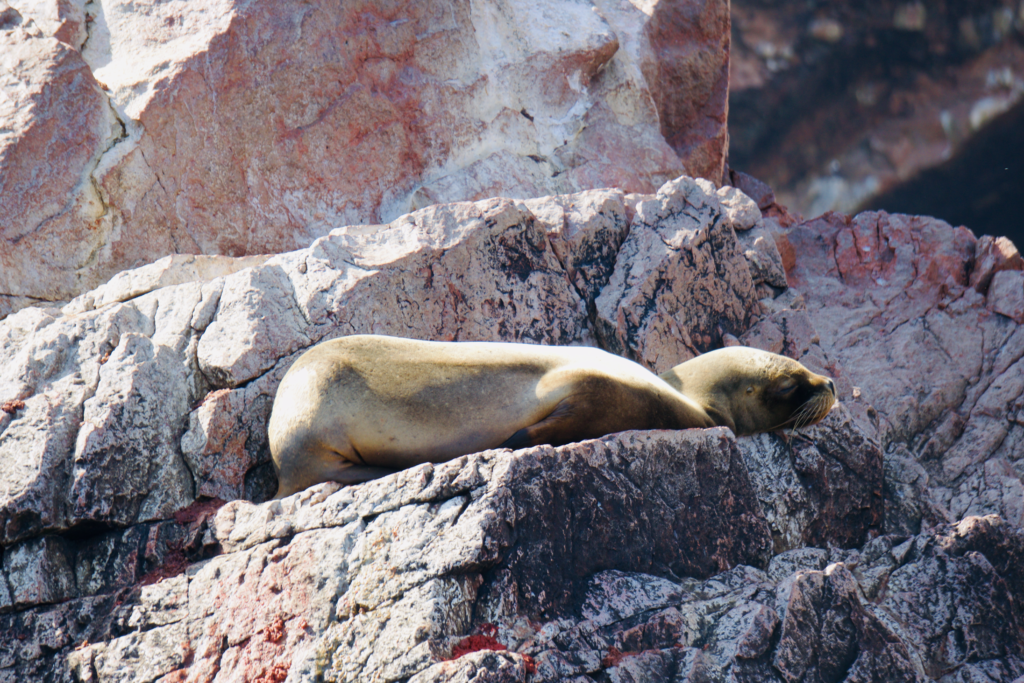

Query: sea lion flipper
[[498, 428, 533, 451], [273, 459, 399, 499], [498, 398, 581, 450]]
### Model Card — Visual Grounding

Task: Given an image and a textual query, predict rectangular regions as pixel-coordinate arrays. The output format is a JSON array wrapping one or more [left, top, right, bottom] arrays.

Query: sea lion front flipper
[[498, 428, 533, 451], [497, 398, 580, 450]]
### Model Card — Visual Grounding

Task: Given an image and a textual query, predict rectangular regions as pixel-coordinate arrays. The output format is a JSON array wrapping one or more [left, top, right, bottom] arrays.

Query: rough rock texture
[[728, 0, 1024, 225], [737, 405, 883, 554], [775, 210, 1024, 538], [0, 0, 731, 317], [594, 177, 759, 370], [0, 177, 766, 581], [0, 175, 896, 680], [0, 15, 120, 316], [5, 469, 1021, 682], [3, 168, 1024, 681], [1, 192, 595, 548]]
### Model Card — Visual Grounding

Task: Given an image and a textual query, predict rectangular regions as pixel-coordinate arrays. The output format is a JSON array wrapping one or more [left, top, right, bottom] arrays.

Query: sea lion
[[268, 335, 836, 498]]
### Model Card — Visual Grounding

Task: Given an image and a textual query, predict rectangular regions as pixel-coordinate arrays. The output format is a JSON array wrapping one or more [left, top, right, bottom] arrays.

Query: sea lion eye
[[746, 386, 754, 394], [775, 383, 797, 396]]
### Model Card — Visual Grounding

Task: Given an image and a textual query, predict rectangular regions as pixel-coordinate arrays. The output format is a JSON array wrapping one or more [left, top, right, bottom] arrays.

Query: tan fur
[[268, 336, 835, 498], [658, 347, 836, 437]]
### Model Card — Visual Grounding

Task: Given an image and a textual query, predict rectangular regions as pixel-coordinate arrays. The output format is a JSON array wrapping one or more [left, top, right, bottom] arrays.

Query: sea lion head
[[659, 346, 837, 437]]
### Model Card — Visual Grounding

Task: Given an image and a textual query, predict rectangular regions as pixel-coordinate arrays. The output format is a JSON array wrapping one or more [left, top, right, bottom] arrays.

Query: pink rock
[[644, 0, 730, 181], [973, 236, 1024, 293], [1, 0, 731, 317], [8, 0, 87, 46], [0, 26, 120, 316], [988, 270, 1024, 324], [180, 389, 264, 501], [778, 208, 1024, 529]]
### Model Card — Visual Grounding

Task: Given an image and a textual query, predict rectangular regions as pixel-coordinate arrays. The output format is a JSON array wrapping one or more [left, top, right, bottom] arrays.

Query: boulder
[[0, 0, 731, 317], [777, 210, 1024, 535], [595, 176, 759, 370]]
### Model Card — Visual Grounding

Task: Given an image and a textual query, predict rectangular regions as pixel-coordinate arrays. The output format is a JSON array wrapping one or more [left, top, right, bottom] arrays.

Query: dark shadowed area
[[866, 99, 1024, 244]]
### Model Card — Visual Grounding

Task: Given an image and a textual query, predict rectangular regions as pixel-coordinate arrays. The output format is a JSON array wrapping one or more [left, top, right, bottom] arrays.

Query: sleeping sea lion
[[268, 335, 836, 498]]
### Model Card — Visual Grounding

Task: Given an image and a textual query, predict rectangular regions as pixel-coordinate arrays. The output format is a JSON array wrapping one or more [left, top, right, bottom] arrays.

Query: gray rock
[[989, 269, 1024, 324], [2, 182, 1023, 683], [738, 223, 790, 290], [737, 404, 883, 553], [523, 189, 630, 310], [595, 176, 759, 370], [3, 536, 75, 609], [768, 548, 830, 583], [716, 186, 763, 232], [70, 332, 196, 528], [0, 449, 1021, 682]]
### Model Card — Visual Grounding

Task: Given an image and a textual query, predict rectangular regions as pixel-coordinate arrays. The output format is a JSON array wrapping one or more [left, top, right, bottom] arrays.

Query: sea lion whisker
[[793, 393, 830, 431], [793, 408, 814, 432], [767, 414, 800, 432], [791, 399, 816, 428], [806, 394, 832, 428], [804, 395, 829, 429]]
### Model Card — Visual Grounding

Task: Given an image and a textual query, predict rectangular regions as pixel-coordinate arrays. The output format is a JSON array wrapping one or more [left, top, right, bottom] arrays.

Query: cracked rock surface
[[0, 0, 731, 317], [778, 211, 1024, 536], [1, 166, 1024, 682]]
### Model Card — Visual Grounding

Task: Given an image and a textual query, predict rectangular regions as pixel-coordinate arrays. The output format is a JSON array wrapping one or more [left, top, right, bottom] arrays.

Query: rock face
[[777, 210, 1024, 537], [2, 168, 1024, 681], [0, 0, 730, 317], [7, 468, 1023, 682], [0, 176, 769, 559], [728, 0, 1024, 227]]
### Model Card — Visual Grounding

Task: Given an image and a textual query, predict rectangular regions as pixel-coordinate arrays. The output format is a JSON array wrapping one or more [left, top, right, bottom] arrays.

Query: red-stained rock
[[643, 0, 730, 181], [0, 23, 121, 316], [449, 635, 507, 660], [1, 165, 1023, 683], [779, 209, 1024, 533], [1, 0, 732, 318]]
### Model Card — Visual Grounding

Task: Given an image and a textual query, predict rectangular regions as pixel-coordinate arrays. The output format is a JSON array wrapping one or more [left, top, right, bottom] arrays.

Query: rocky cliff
[[2, 173, 1023, 681], [0, 0, 729, 317], [3, 1, 1024, 682]]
